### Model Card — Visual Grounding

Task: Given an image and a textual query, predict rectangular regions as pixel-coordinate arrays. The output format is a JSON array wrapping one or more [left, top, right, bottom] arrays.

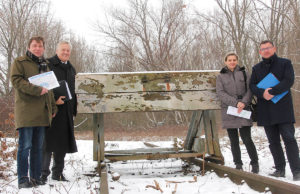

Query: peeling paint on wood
[[76, 71, 219, 94], [76, 71, 221, 113], [77, 91, 220, 113]]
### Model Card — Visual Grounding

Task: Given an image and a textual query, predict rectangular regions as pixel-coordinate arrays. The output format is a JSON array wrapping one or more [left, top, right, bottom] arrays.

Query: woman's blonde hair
[[224, 52, 239, 61]]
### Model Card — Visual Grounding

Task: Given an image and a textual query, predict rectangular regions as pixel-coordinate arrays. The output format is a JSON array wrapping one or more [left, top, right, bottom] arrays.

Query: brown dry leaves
[[0, 133, 18, 181]]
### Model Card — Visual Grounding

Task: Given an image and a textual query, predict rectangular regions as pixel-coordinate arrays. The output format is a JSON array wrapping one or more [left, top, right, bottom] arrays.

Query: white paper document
[[28, 71, 59, 90], [227, 106, 251, 119], [64, 81, 72, 100]]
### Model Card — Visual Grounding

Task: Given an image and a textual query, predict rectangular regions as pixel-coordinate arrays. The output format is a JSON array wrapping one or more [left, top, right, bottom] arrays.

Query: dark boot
[[251, 164, 259, 174], [236, 164, 243, 170], [52, 173, 68, 182], [18, 179, 34, 189], [40, 174, 48, 183], [30, 178, 46, 186], [269, 169, 285, 177]]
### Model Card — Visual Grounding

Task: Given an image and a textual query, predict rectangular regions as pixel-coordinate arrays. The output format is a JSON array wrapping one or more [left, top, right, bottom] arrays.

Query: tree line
[[94, 0, 300, 128], [1, 0, 300, 133], [0, 0, 102, 133]]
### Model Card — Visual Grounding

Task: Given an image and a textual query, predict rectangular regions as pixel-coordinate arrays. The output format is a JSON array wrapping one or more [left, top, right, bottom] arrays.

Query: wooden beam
[[184, 111, 203, 150], [76, 70, 219, 94], [93, 113, 104, 162], [106, 152, 203, 162], [99, 163, 109, 194], [77, 91, 220, 113], [105, 147, 180, 154], [188, 158, 300, 194]]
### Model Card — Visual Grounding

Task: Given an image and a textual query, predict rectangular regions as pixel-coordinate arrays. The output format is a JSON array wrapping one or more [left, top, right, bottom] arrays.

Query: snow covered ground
[[0, 126, 299, 194]]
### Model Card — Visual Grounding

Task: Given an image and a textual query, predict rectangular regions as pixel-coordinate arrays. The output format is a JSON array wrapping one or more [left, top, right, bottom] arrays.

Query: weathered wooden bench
[[75, 70, 223, 193]]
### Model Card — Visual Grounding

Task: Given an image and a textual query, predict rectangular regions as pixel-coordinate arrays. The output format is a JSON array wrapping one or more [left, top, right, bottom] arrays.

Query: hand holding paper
[[227, 106, 251, 119], [28, 71, 59, 90]]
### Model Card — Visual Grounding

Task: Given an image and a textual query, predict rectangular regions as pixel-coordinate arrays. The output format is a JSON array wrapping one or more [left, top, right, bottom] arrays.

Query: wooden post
[[93, 113, 104, 162], [184, 111, 203, 150], [203, 110, 223, 161]]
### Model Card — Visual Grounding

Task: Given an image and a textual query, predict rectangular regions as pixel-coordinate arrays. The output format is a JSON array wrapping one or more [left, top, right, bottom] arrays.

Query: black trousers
[[42, 150, 66, 177], [227, 126, 258, 166], [264, 123, 300, 175]]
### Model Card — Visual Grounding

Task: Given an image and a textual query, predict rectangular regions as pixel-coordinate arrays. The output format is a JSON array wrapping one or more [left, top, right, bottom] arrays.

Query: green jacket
[[10, 55, 58, 129]]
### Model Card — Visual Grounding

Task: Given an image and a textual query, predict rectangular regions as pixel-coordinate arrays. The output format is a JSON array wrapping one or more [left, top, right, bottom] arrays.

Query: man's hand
[[52, 113, 56, 118], [237, 102, 245, 113], [263, 88, 274, 100], [56, 96, 66, 105], [40, 88, 48, 95]]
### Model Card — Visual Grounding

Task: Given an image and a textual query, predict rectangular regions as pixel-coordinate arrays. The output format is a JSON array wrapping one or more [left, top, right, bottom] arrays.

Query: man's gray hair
[[57, 41, 72, 50]]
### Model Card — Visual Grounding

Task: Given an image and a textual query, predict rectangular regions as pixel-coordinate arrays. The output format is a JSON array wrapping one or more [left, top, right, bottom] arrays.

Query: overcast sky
[[50, 0, 217, 43]]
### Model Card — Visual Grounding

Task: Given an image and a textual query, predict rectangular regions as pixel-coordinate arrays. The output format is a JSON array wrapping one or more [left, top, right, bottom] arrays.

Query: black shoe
[[293, 172, 300, 181], [251, 164, 259, 174], [18, 179, 34, 189], [52, 174, 68, 182], [40, 175, 48, 183], [236, 164, 243, 170], [30, 178, 46, 186], [269, 169, 285, 177]]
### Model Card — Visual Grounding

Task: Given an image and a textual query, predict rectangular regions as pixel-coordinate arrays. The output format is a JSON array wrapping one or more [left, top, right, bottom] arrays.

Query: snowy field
[[0, 126, 300, 194]]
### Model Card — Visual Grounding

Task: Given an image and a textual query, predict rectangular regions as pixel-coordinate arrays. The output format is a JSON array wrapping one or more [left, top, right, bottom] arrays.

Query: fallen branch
[[172, 183, 178, 194], [188, 175, 197, 183], [166, 180, 185, 184], [146, 180, 163, 193]]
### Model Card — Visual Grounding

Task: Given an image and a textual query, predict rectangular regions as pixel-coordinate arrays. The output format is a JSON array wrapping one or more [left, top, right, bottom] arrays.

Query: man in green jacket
[[10, 36, 57, 189]]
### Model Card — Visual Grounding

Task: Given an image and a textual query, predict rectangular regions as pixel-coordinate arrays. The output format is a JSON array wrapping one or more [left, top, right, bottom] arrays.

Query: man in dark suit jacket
[[41, 41, 78, 182], [250, 40, 300, 181]]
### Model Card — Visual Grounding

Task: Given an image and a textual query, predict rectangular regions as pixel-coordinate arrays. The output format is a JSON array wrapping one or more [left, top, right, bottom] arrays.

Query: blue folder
[[257, 73, 288, 104]]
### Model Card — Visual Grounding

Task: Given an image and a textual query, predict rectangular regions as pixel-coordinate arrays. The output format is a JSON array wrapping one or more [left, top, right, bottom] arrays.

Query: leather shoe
[[30, 178, 46, 186], [52, 174, 68, 182], [269, 169, 285, 177], [18, 179, 34, 189], [40, 175, 48, 183]]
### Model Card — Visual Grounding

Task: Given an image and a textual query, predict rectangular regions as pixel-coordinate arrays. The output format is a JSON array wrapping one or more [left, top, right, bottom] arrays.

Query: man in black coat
[[250, 40, 300, 181], [41, 41, 78, 182]]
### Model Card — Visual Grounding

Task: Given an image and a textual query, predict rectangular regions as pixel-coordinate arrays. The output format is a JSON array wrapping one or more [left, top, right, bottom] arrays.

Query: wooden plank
[[99, 113, 105, 162], [92, 113, 104, 161], [77, 91, 220, 113], [206, 110, 223, 159], [184, 111, 202, 150], [99, 163, 109, 194], [106, 152, 203, 162], [105, 148, 180, 154], [93, 114, 99, 161], [76, 70, 219, 94], [188, 158, 300, 194], [203, 110, 215, 155], [192, 138, 206, 153]]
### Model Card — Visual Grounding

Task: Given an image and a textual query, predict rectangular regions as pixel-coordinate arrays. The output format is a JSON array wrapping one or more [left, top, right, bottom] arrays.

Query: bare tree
[[0, 0, 42, 96], [95, 0, 199, 72]]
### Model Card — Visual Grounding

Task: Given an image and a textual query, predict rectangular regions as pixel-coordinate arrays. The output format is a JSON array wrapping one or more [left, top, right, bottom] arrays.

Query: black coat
[[45, 55, 78, 153], [250, 54, 295, 126]]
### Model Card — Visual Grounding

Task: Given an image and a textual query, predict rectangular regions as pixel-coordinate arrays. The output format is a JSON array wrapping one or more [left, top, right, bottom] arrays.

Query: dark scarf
[[262, 53, 277, 65], [26, 50, 47, 73]]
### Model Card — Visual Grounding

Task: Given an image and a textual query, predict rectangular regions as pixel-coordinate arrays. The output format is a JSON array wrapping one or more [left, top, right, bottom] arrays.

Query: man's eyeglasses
[[260, 46, 274, 52]]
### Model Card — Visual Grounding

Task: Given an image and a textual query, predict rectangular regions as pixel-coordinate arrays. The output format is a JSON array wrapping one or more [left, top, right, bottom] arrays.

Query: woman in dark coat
[[41, 42, 77, 182], [216, 52, 259, 173]]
